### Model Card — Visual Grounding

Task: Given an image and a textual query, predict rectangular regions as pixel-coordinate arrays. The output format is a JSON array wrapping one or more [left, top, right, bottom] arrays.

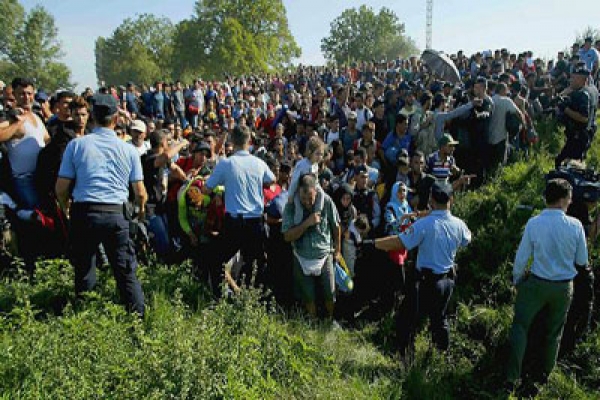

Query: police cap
[[93, 94, 118, 116], [431, 181, 453, 204]]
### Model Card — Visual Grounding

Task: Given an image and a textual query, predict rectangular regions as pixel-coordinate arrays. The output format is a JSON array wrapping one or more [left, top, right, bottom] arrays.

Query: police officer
[[202, 126, 275, 296], [374, 181, 471, 354], [55, 94, 147, 315], [555, 66, 594, 168]]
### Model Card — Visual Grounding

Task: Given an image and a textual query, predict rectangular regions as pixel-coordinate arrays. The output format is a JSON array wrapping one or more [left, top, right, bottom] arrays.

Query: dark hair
[[69, 96, 89, 112], [496, 82, 508, 94], [57, 91, 76, 101], [355, 147, 367, 160], [544, 178, 572, 204], [412, 150, 424, 160], [280, 163, 292, 174], [231, 126, 251, 147], [395, 113, 408, 125], [11, 77, 35, 90], [149, 129, 168, 149], [419, 91, 433, 104]]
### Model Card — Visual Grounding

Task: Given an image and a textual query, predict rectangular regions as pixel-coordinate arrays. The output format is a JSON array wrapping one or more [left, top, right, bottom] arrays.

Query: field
[[1, 117, 599, 399]]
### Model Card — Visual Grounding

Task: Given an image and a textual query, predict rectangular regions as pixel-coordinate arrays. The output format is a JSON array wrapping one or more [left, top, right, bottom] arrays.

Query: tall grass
[[0, 115, 599, 399]]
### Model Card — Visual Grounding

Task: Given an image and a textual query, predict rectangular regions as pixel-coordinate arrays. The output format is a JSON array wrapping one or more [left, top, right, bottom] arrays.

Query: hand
[[334, 250, 342, 262], [305, 212, 321, 227]]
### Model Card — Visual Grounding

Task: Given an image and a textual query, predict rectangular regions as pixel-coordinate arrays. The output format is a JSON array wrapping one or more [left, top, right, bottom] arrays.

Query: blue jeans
[[175, 109, 188, 129], [13, 175, 40, 209], [147, 212, 170, 257]]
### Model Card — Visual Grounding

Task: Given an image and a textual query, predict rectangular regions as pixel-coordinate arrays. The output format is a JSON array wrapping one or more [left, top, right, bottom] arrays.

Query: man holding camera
[[506, 178, 588, 393], [555, 66, 594, 168]]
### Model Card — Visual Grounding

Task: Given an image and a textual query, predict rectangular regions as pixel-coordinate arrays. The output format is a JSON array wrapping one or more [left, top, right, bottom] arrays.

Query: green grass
[[0, 115, 599, 399]]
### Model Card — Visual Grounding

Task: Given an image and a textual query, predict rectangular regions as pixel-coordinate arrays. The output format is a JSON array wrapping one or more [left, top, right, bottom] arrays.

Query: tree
[[574, 26, 600, 46], [0, 0, 72, 91], [171, 0, 301, 80], [321, 5, 418, 65], [95, 14, 174, 86]]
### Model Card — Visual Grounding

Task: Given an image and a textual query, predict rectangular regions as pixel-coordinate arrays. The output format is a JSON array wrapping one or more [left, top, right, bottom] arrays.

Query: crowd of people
[[0, 38, 599, 395]]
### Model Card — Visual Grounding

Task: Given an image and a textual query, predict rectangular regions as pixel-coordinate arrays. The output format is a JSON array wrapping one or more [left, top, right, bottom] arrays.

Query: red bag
[[188, 104, 200, 115]]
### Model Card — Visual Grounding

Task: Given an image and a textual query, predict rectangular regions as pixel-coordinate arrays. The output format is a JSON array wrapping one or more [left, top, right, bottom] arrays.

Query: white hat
[[130, 119, 147, 132]]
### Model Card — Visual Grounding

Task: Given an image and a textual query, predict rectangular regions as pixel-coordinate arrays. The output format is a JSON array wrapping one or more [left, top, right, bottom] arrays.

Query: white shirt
[[6, 114, 46, 177]]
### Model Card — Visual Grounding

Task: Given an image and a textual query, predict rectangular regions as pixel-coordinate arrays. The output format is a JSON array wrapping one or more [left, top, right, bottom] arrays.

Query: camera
[[543, 95, 570, 123], [547, 166, 600, 202]]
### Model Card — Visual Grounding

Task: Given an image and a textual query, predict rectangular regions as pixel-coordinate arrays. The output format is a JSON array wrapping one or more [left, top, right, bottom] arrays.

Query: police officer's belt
[[419, 267, 455, 280], [72, 202, 124, 214]]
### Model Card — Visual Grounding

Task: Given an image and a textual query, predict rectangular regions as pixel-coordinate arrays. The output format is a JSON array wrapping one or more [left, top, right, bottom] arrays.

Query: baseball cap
[[348, 111, 358, 120], [193, 141, 212, 157], [355, 165, 369, 176], [572, 66, 590, 76], [439, 133, 459, 147], [431, 181, 453, 204], [92, 94, 118, 116], [130, 119, 147, 133], [584, 37, 593, 43], [35, 90, 48, 102]]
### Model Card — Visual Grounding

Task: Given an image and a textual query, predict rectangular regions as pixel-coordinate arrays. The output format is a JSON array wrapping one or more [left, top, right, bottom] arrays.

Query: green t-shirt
[[281, 193, 340, 260]]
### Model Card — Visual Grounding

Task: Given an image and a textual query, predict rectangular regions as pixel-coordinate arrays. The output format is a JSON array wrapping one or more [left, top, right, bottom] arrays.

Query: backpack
[[506, 111, 521, 137]]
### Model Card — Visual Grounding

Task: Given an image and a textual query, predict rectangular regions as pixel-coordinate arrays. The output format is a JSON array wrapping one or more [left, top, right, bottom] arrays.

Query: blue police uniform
[[555, 76, 592, 168], [204, 149, 275, 296], [395, 183, 471, 352], [400, 210, 471, 274], [58, 99, 145, 315]]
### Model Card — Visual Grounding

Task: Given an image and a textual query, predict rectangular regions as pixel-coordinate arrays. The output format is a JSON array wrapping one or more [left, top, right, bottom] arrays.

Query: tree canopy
[[171, 0, 301, 81], [95, 13, 174, 87], [0, 0, 72, 91], [321, 5, 418, 65]]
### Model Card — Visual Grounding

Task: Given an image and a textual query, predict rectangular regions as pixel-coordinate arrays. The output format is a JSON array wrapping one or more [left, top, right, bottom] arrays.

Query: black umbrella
[[421, 49, 461, 83]]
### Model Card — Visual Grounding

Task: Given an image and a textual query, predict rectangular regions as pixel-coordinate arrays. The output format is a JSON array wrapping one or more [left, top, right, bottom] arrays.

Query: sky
[[19, 0, 599, 92]]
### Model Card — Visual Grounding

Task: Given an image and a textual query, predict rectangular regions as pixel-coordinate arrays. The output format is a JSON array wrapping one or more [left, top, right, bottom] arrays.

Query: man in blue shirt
[[125, 82, 139, 116], [203, 126, 275, 297], [506, 178, 588, 394], [578, 37, 599, 76], [374, 181, 471, 354], [56, 94, 148, 316]]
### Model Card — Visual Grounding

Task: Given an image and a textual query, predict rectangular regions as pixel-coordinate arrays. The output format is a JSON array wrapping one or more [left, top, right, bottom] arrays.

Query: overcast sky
[[19, 0, 598, 91]]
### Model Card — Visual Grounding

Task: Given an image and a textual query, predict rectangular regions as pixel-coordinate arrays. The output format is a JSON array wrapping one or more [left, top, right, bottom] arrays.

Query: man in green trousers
[[506, 178, 589, 394]]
